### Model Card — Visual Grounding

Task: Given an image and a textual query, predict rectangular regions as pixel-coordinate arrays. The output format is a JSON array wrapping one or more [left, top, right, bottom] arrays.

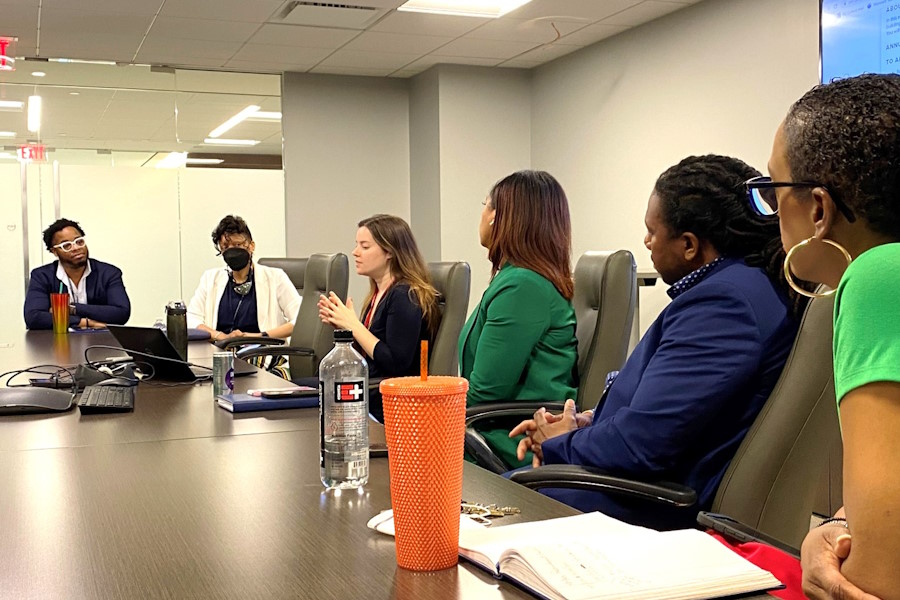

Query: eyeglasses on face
[[216, 237, 251, 255], [744, 176, 856, 223], [52, 236, 87, 253]]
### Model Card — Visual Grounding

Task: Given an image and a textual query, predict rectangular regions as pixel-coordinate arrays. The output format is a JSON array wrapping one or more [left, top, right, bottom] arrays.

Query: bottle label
[[334, 381, 365, 402]]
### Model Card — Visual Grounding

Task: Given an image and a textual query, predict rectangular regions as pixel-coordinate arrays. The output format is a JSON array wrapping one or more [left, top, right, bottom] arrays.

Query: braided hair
[[654, 154, 804, 314]]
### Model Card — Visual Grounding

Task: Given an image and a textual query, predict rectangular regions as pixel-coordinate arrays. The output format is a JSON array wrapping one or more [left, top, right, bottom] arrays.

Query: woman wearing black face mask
[[187, 215, 301, 342]]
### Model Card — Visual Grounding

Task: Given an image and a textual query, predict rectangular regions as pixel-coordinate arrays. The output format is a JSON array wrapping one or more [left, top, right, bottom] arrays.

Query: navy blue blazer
[[24, 259, 131, 330], [540, 258, 798, 529]]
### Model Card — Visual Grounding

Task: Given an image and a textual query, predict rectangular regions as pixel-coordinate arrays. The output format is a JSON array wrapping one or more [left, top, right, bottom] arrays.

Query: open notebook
[[458, 512, 782, 600]]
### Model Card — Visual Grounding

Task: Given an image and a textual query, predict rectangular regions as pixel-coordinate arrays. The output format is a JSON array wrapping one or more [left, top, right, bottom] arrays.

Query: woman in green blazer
[[459, 170, 578, 468]]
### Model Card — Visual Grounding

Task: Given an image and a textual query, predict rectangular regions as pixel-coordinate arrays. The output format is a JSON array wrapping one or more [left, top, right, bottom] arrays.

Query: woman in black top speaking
[[318, 214, 439, 421]]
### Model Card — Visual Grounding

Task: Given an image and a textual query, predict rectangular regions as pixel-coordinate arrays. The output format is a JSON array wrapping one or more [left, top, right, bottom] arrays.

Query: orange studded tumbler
[[380, 376, 468, 571]]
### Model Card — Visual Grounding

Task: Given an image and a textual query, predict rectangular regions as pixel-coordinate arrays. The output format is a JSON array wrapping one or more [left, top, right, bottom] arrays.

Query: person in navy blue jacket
[[24, 218, 131, 330], [511, 155, 802, 530]]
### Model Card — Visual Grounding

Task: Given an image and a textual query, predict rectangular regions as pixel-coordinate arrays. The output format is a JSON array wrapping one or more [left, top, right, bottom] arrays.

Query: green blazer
[[459, 264, 578, 467]]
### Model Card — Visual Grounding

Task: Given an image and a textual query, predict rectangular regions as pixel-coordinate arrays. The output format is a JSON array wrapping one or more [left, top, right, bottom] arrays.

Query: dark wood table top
[[0, 330, 774, 599]]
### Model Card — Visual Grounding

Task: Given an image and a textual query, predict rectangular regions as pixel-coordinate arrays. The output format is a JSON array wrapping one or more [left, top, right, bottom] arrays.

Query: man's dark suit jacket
[[24, 259, 131, 329]]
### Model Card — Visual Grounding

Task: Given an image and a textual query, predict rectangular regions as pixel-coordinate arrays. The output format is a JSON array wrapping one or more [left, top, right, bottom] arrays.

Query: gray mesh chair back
[[258, 257, 308, 295], [711, 294, 841, 549], [427, 262, 471, 376], [573, 250, 637, 410], [288, 253, 349, 377]]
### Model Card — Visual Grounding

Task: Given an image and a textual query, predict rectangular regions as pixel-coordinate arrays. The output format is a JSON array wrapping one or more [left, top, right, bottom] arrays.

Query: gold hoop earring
[[489, 219, 494, 226], [783, 237, 852, 298]]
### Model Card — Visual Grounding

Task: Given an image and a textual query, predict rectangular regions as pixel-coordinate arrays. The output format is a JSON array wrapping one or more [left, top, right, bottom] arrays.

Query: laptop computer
[[107, 325, 256, 382]]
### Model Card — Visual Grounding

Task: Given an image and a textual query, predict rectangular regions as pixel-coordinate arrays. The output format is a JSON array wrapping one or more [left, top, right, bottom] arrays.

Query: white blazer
[[187, 263, 302, 335]]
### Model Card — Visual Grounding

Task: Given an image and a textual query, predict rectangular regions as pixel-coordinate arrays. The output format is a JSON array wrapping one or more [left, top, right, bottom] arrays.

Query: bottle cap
[[166, 300, 186, 314], [334, 329, 353, 342]]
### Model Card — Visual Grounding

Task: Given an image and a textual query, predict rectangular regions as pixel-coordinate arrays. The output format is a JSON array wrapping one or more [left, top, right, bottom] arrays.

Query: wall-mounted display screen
[[821, 0, 900, 81]]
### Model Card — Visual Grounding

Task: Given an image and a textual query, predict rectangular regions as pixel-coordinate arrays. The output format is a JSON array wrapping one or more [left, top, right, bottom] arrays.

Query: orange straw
[[420, 340, 428, 381]]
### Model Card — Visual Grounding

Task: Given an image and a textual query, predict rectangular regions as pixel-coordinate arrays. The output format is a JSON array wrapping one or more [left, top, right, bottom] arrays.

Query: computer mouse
[[95, 377, 139, 387]]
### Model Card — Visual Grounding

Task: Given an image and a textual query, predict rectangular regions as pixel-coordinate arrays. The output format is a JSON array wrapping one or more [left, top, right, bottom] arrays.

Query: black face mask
[[223, 247, 251, 271]]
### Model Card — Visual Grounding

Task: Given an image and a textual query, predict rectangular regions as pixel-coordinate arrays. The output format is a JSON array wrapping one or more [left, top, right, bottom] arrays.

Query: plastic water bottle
[[319, 329, 369, 489]]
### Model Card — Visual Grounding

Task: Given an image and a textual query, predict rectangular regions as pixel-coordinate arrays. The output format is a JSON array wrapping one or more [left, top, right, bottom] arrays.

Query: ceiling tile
[[0, 2, 39, 41], [431, 38, 539, 60], [497, 58, 542, 68], [317, 49, 421, 70], [402, 55, 502, 71], [509, 0, 644, 21], [369, 11, 488, 37], [600, 0, 686, 27], [148, 16, 261, 42], [309, 65, 395, 77], [464, 17, 586, 44], [40, 0, 162, 16], [222, 59, 304, 73], [137, 37, 243, 60], [343, 31, 453, 54], [230, 43, 332, 64], [498, 42, 581, 65], [160, 0, 283, 23], [247, 24, 359, 48], [558, 22, 629, 46], [39, 33, 141, 62], [39, 8, 152, 37], [347, 0, 407, 8]]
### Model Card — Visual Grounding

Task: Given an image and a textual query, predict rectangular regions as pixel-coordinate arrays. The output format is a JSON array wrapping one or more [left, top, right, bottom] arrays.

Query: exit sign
[[0, 37, 16, 71], [18, 144, 47, 162]]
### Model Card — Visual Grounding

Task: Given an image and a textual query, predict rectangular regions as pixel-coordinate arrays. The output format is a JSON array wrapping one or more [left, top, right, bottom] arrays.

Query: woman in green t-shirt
[[752, 74, 900, 600]]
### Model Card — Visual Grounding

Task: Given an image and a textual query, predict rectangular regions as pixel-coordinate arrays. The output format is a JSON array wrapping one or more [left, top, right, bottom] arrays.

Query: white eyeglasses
[[52, 236, 86, 253]]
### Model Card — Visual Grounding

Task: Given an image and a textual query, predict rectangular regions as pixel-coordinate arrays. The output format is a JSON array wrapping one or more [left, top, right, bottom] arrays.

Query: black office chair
[[233, 253, 349, 378], [510, 293, 841, 550], [464, 250, 638, 474]]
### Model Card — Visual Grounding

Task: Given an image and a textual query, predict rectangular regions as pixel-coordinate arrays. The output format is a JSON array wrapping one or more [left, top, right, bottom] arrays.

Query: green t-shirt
[[833, 243, 900, 404]]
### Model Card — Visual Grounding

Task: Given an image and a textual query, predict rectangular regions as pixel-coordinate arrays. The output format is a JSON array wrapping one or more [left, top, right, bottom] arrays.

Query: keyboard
[[77, 385, 136, 413]]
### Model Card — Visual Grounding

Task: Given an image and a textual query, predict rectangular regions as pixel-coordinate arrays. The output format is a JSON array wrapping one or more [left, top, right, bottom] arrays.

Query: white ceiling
[[0, 0, 703, 159], [3, 0, 703, 76]]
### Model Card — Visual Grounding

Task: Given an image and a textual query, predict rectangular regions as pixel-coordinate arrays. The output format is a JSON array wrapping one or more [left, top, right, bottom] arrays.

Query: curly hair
[[486, 170, 574, 300], [655, 155, 802, 311], [211, 215, 253, 248], [783, 73, 900, 239], [43, 218, 85, 250]]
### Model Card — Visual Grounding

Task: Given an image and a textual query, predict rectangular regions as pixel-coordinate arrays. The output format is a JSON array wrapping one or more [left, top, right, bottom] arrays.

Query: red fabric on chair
[[708, 531, 804, 600]]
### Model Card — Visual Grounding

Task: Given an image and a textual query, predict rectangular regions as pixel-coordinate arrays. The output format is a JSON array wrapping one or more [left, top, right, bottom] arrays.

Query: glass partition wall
[[0, 62, 285, 335]]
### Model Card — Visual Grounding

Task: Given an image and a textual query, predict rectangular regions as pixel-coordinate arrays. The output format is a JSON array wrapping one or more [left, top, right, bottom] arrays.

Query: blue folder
[[216, 392, 318, 413]]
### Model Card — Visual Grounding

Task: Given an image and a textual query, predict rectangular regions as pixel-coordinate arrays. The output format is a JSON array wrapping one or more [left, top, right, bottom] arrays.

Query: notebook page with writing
[[499, 528, 781, 600], [458, 512, 654, 575]]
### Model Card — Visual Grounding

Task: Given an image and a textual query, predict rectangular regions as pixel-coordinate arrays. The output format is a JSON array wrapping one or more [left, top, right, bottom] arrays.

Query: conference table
[[0, 330, 581, 599], [0, 330, 775, 599]]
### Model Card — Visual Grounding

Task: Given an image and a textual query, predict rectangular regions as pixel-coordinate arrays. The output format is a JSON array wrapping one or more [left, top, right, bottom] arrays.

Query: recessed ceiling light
[[0, 131, 15, 137], [0, 152, 16, 159], [203, 138, 260, 146], [69, 91, 80, 96], [186, 158, 225, 164], [31, 71, 46, 77], [27, 95, 41, 133], [0, 100, 24, 110], [155, 151, 187, 169], [397, 0, 532, 18], [208, 105, 260, 138]]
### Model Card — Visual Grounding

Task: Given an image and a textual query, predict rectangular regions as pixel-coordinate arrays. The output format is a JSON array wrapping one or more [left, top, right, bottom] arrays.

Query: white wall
[[0, 164, 24, 338], [282, 72, 411, 308], [178, 168, 287, 312], [530, 0, 820, 332], [435, 65, 532, 310], [2, 166, 286, 333]]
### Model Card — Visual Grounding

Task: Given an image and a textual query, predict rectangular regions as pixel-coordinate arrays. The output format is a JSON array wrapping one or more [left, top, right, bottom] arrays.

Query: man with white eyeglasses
[[24, 218, 131, 330]]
